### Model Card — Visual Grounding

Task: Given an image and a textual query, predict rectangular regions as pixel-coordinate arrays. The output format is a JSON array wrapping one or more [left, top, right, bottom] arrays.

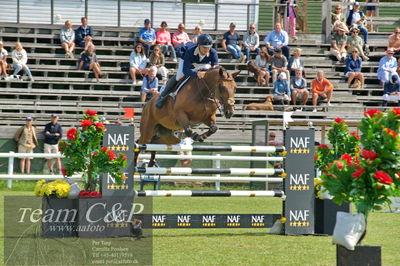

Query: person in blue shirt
[[141, 66, 159, 102], [273, 72, 291, 106], [155, 34, 218, 108], [344, 49, 364, 88], [264, 23, 290, 59], [44, 114, 63, 174], [221, 23, 245, 62], [377, 48, 399, 84], [75, 17, 93, 49], [138, 19, 156, 57], [383, 75, 400, 106]]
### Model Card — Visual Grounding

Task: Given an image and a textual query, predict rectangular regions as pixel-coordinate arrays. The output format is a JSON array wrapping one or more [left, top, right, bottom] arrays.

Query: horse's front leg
[[176, 111, 193, 138], [192, 116, 218, 142]]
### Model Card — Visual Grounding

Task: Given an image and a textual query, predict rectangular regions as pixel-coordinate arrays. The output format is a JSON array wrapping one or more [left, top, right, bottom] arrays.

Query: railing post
[[322, 0, 332, 42], [117, 0, 121, 27], [50, 0, 54, 24], [7, 152, 14, 189], [214, 2, 218, 31], [215, 154, 221, 191], [182, 3, 186, 26], [17, 0, 20, 23], [247, 5, 250, 27], [85, 0, 88, 19]]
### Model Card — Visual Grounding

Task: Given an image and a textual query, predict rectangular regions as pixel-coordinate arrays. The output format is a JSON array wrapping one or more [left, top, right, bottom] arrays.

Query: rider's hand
[[197, 71, 206, 79]]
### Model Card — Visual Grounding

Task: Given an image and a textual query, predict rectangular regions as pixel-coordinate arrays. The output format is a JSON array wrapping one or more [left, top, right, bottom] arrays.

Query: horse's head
[[216, 68, 240, 119]]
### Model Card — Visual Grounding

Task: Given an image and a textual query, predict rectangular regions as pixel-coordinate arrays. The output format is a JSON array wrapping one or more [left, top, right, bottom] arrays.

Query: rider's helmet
[[197, 34, 213, 48]]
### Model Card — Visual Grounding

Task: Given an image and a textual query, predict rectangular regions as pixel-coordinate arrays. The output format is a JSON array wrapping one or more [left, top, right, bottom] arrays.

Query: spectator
[[243, 23, 260, 63], [222, 23, 246, 63], [179, 137, 193, 167], [254, 47, 272, 86], [172, 23, 191, 49], [330, 24, 348, 63], [44, 114, 62, 175], [347, 27, 369, 61], [331, 5, 347, 32], [75, 17, 93, 49], [14, 117, 38, 174], [341, 0, 355, 17], [264, 23, 290, 59], [156, 21, 177, 62], [365, 0, 378, 32], [345, 49, 364, 88], [276, 0, 287, 26], [129, 43, 148, 86], [149, 45, 168, 84], [383, 75, 400, 106], [288, 48, 305, 77], [271, 48, 290, 83], [388, 27, 400, 56], [291, 70, 309, 110], [346, 2, 368, 50], [78, 43, 103, 82], [11, 42, 34, 82], [286, 0, 298, 41], [60, 20, 75, 58], [0, 41, 8, 77], [273, 72, 291, 106], [311, 70, 334, 112], [377, 48, 398, 84], [140, 66, 159, 102], [191, 25, 202, 44], [138, 19, 156, 57]]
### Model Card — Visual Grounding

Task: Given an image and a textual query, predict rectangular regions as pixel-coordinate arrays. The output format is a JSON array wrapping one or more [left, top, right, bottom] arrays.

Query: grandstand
[[0, 0, 399, 143]]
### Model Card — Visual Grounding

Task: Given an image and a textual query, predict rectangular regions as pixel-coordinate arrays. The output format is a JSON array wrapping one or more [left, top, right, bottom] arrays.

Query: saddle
[[169, 76, 191, 98]]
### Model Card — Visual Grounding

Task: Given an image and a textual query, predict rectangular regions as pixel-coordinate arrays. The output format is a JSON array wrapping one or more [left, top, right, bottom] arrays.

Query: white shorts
[[44, 143, 59, 155], [18, 145, 34, 159], [383, 94, 400, 102]]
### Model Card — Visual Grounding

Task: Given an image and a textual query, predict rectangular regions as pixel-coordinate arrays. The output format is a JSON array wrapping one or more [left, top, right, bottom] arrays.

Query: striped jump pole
[[134, 167, 285, 176], [133, 175, 284, 182], [138, 154, 284, 162], [135, 190, 285, 197]]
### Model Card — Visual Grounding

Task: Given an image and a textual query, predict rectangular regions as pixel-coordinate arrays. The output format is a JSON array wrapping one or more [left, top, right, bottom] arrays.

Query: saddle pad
[[170, 76, 191, 97]]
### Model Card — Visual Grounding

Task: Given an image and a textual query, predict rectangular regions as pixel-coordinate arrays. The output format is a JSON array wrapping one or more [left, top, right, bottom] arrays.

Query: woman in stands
[[347, 27, 369, 61], [191, 25, 202, 44], [345, 49, 364, 88], [288, 48, 305, 78], [156, 21, 177, 62], [365, 0, 378, 32], [129, 43, 149, 86], [0, 41, 8, 78], [78, 43, 103, 82], [149, 45, 168, 85], [60, 20, 75, 58], [11, 42, 34, 82], [254, 47, 272, 86]]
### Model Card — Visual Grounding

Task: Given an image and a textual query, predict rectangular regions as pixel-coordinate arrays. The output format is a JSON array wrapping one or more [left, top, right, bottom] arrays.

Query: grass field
[[0, 182, 399, 266]]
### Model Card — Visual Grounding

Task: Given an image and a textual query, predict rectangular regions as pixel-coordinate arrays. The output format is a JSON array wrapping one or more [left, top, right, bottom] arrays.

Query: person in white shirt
[[129, 43, 149, 86], [0, 41, 8, 77], [11, 42, 33, 82], [60, 20, 75, 58]]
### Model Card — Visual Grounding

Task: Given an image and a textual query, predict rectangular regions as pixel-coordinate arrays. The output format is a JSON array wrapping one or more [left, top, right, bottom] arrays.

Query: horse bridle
[[199, 76, 235, 115]]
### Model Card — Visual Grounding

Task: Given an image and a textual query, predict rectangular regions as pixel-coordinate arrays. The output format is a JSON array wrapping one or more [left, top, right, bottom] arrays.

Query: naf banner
[[284, 129, 315, 235], [101, 125, 135, 197]]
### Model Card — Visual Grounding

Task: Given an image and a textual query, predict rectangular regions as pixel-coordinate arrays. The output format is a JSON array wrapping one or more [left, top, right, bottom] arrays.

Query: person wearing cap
[[44, 114, 63, 174], [0, 41, 8, 78], [377, 48, 399, 84], [140, 66, 159, 102], [273, 72, 291, 106], [311, 70, 334, 112], [347, 27, 369, 61], [243, 23, 260, 63], [345, 48, 364, 88], [290, 69, 309, 111], [222, 23, 246, 63], [264, 23, 290, 59], [271, 47, 289, 83], [172, 23, 191, 49], [388, 27, 400, 56], [155, 34, 218, 108], [75, 17, 94, 49], [346, 2, 368, 49], [138, 19, 156, 57], [14, 117, 38, 174], [382, 75, 400, 106], [330, 24, 348, 63], [156, 21, 177, 62]]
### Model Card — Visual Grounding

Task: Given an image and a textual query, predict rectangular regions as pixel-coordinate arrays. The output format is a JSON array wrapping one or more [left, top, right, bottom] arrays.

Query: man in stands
[[311, 70, 334, 112], [330, 24, 348, 63], [377, 48, 399, 84], [0, 41, 8, 78], [156, 34, 218, 108], [271, 48, 289, 83], [388, 27, 400, 56], [138, 19, 156, 57], [75, 17, 93, 49], [243, 23, 260, 63], [264, 23, 290, 59], [172, 23, 191, 49], [291, 69, 309, 111], [44, 114, 62, 174], [221, 22, 246, 63], [346, 2, 369, 51]]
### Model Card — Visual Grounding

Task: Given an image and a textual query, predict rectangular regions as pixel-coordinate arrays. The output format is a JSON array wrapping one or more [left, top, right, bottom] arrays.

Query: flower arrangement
[[34, 179, 71, 198], [59, 110, 127, 192], [320, 109, 400, 221]]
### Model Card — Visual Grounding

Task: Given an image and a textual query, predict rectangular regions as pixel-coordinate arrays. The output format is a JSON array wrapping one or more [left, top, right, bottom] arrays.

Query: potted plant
[[320, 109, 400, 265]]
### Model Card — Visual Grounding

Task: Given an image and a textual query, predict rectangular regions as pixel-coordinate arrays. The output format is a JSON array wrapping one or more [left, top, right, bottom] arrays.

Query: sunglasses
[[352, 51, 358, 53], [396, 32, 400, 34], [250, 27, 255, 29]]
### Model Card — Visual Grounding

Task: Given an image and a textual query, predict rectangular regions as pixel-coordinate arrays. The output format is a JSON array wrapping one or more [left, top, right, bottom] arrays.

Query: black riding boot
[[155, 76, 178, 108]]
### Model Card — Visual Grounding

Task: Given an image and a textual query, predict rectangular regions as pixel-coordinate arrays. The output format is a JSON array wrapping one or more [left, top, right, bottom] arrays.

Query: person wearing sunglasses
[[243, 24, 260, 63], [345, 49, 364, 88], [138, 19, 156, 57], [347, 27, 369, 61], [346, 2, 369, 51], [377, 48, 399, 85], [172, 23, 191, 49], [156, 21, 177, 62], [129, 43, 149, 86], [388, 27, 400, 56]]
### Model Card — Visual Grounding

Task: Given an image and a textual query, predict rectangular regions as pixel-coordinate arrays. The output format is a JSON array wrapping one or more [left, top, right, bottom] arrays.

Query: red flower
[[364, 109, 382, 118], [350, 131, 360, 140], [361, 150, 378, 161], [383, 128, 397, 138], [79, 191, 90, 197], [351, 168, 365, 178], [85, 110, 97, 117], [81, 119, 93, 130], [61, 168, 67, 177], [373, 171, 393, 185], [108, 150, 117, 160], [66, 128, 77, 140], [89, 191, 102, 197], [318, 144, 329, 149], [391, 108, 400, 118], [122, 155, 127, 161], [335, 161, 344, 170], [102, 146, 108, 152], [92, 152, 98, 156], [340, 154, 353, 165], [314, 155, 318, 161], [334, 117, 345, 124], [95, 122, 105, 131]]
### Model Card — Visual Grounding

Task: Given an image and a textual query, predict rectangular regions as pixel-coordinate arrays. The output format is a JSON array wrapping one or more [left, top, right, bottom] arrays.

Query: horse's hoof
[[191, 133, 199, 141]]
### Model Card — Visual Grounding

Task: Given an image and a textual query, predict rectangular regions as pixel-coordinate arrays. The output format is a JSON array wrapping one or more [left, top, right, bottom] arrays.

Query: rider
[[155, 34, 219, 108]]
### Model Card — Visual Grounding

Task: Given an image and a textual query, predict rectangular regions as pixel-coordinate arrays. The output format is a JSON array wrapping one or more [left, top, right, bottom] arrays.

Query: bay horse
[[136, 67, 239, 166]]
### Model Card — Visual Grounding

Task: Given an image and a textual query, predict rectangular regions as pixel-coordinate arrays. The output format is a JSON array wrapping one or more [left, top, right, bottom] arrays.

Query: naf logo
[[202, 215, 216, 223], [290, 137, 310, 149], [251, 215, 265, 223], [289, 173, 310, 185], [227, 215, 240, 223], [107, 133, 130, 146], [152, 215, 166, 223], [177, 215, 191, 223]]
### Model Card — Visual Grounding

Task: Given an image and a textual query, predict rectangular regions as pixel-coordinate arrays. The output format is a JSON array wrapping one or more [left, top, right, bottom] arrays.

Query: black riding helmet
[[197, 34, 213, 48]]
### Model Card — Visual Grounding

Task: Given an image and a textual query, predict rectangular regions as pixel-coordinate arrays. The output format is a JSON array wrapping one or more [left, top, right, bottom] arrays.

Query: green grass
[[0, 184, 399, 265]]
